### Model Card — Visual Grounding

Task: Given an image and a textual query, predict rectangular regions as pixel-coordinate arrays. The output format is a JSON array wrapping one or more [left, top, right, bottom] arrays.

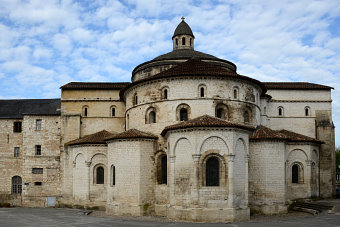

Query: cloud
[[0, 0, 339, 144]]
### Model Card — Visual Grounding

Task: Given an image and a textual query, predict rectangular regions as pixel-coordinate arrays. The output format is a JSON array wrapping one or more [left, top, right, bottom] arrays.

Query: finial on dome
[[181, 16, 185, 21]]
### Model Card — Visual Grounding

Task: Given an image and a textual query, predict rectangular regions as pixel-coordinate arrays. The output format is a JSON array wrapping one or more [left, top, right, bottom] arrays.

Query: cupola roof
[[173, 17, 194, 38]]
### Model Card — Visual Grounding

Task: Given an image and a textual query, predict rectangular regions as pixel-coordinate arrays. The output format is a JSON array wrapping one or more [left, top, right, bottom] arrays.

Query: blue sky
[[0, 0, 340, 145]]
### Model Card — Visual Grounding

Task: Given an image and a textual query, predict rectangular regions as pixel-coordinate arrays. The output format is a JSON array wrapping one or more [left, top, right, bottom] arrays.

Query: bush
[[0, 203, 10, 207]]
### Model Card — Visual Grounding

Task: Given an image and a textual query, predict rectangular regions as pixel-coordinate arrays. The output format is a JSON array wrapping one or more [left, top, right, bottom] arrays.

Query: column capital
[[169, 156, 176, 163], [85, 161, 91, 167], [72, 161, 76, 168], [306, 160, 313, 166], [244, 154, 250, 162], [192, 154, 201, 163], [227, 154, 235, 162]]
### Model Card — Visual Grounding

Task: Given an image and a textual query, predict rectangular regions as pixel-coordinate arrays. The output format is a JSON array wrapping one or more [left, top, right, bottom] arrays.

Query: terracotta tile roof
[[105, 129, 158, 141], [60, 82, 130, 90], [66, 130, 114, 146], [161, 115, 254, 136], [278, 130, 323, 144], [263, 82, 333, 90], [250, 126, 323, 144], [122, 59, 266, 98], [250, 126, 289, 141]]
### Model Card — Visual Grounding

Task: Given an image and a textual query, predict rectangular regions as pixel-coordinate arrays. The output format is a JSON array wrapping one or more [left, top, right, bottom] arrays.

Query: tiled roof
[[66, 130, 114, 146], [60, 82, 130, 90], [105, 129, 158, 141], [250, 126, 289, 141], [161, 115, 254, 136], [263, 82, 333, 90], [278, 130, 323, 144], [0, 99, 61, 119], [123, 59, 266, 98], [250, 126, 323, 144]]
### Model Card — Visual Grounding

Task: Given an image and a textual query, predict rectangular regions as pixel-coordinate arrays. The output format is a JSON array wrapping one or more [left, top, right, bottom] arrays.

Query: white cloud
[[0, 0, 339, 144]]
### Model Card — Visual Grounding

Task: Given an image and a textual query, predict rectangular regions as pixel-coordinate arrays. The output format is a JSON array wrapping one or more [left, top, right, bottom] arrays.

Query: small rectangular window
[[14, 147, 20, 157], [34, 182, 42, 186], [32, 168, 43, 174], [13, 122, 22, 133], [35, 145, 41, 155], [35, 119, 42, 130]]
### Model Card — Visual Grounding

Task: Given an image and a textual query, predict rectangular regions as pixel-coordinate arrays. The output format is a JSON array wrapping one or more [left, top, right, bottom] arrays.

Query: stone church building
[[0, 19, 336, 222]]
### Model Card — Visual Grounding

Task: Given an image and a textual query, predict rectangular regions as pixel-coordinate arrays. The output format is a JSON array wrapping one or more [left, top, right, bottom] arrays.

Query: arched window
[[134, 95, 138, 105], [180, 108, 188, 121], [175, 38, 178, 46], [190, 38, 192, 46], [206, 157, 219, 186], [198, 84, 207, 98], [96, 166, 104, 184], [111, 107, 116, 117], [146, 107, 157, 124], [162, 87, 169, 100], [292, 164, 299, 183], [305, 106, 310, 116], [82, 106, 88, 117], [233, 87, 239, 99], [215, 104, 228, 120], [176, 104, 191, 121], [12, 176, 22, 194], [278, 106, 283, 116], [244, 110, 250, 123], [182, 37, 185, 45], [111, 165, 115, 186], [149, 111, 156, 124]]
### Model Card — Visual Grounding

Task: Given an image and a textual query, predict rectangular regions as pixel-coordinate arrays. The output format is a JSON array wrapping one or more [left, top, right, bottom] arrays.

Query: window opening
[[190, 38, 192, 46], [96, 166, 104, 184], [175, 38, 178, 46], [180, 108, 188, 121], [112, 165, 115, 186], [278, 107, 283, 116], [12, 176, 22, 194], [292, 164, 299, 183], [13, 122, 22, 133], [182, 37, 185, 45], [36, 119, 42, 131], [233, 89, 238, 99], [206, 157, 219, 186], [35, 145, 41, 156], [111, 107, 115, 117], [161, 155, 167, 184], [34, 182, 42, 186], [244, 110, 250, 123], [200, 87, 205, 97], [149, 111, 156, 124], [305, 107, 310, 116], [84, 107, 88, 117], [216, 108, 224, 119], [164, 89, 168, 99], [32, 168, 43, 174], [14, 147, 20, 157]]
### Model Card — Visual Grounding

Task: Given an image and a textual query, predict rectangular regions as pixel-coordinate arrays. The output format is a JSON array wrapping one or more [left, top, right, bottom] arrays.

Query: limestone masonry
[[0, 19, 336, 222]]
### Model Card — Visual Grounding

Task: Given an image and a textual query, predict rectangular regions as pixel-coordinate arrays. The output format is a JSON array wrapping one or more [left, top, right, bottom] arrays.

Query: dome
[[172, 17, 194, 39]]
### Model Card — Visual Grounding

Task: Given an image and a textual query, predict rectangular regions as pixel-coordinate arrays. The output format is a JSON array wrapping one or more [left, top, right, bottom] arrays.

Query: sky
[[0, 0, 339, 145]]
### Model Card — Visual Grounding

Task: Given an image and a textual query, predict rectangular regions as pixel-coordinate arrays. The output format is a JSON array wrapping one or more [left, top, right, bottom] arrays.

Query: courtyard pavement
[[0, 199, 339, 227]]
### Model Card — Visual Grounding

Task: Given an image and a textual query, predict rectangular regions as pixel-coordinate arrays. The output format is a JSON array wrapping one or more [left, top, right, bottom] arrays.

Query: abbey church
[[0, 19, 336, 222]]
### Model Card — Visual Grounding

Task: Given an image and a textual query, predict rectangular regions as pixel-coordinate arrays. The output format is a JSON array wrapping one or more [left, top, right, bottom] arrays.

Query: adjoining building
[[0, 18, 336, 222]]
